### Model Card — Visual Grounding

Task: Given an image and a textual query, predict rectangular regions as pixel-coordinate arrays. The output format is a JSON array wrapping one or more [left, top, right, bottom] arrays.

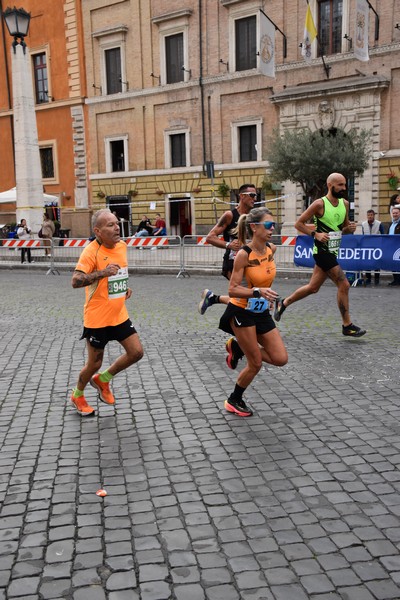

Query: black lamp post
[[3, 6, 31, 54]]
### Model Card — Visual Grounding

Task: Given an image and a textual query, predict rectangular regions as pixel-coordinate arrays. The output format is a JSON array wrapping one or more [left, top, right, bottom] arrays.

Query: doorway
[[169, 198, 192, 237], [107, 195, 131, 236]]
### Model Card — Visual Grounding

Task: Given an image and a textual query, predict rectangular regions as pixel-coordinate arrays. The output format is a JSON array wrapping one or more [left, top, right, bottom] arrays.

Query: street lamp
[[2, 5, 44, 237], [3, 6, 31, 53]]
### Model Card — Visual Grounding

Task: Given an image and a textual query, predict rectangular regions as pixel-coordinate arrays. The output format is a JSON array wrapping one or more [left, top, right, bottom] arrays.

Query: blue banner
[[294, 235, 400, 272]]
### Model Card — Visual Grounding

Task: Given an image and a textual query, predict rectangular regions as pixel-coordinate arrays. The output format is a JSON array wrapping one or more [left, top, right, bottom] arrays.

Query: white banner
[[354, 0, 369, 62], [259, 11, 275, 78]]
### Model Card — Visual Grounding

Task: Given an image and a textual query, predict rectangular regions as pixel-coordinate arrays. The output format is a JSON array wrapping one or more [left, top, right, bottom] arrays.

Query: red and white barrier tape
[[63, 239, 90, 247], [125, 237, 169, 247], [281, 236, 296, 246], [3, 239, 42, 248]]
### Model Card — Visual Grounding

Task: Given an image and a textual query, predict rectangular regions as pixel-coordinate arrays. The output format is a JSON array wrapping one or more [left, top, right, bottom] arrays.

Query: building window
[[105, 47, 122, 94], [40, 147, 54, 178], [318, 0, 343, 55], [170, 133, 186, 167], [110, 140, 125, 171], [165, 33, 184, 83], [164, 129, 190, 168], [105, 136, 128, 173], [92, 26, 128, 96], [33, 52, 49, 104], [235, 15, 257, 71], [239, 125, 257, 162], [231, 119, 262, 163]]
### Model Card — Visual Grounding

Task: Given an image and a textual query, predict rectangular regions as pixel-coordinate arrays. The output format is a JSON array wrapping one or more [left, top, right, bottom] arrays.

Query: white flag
[[302, 4, 317, 64], [354, 0, 369, 62], [259, 11, 275, 78]]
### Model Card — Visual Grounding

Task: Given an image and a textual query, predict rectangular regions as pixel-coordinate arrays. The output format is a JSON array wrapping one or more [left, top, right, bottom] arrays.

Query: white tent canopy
[[0, 187, 58, 204]]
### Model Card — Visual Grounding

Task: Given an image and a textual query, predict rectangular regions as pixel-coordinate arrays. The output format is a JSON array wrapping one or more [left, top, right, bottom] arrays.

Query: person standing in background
[[389, 193, 400, 218], [361, 209, 384, 286], [17, 218, 33, 264], [42, 213, 55, 257], [388, 205, 400, 286]]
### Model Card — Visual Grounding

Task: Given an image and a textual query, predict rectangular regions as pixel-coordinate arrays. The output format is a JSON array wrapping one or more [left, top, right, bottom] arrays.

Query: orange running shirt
[[75, 240, 129, 328], [230, 244, 276, 310]]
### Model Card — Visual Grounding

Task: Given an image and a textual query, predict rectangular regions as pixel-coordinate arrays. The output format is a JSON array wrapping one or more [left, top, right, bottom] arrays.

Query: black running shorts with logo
[[80, 318, 137, 349], [219, 303, 276, 336], [313, 251, 339, 272]]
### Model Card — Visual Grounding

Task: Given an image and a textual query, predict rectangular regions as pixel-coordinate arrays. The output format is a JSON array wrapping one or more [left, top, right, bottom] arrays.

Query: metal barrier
[[0, 238, 54, 272], [0, 234, 311, 276], [181, 235, 311, 276], [48, 235, 182, 276]]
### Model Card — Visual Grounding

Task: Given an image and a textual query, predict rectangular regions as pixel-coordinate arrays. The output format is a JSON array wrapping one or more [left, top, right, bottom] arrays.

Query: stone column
[[11, 43, 44, 233]]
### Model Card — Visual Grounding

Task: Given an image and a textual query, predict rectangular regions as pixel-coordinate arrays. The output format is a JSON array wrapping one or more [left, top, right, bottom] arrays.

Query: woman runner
[[219, 207, 288, 417]]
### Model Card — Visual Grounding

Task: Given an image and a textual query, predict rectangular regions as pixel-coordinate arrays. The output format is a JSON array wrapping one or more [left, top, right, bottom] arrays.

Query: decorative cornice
[[152, 9, 193, 24], [92, 24, 128, 38], [271, 75, 390, 104], [86, 79, 199, 105]]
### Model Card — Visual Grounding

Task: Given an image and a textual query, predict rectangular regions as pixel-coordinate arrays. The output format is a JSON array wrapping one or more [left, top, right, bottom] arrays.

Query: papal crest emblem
[[260, 34, 274, 64]]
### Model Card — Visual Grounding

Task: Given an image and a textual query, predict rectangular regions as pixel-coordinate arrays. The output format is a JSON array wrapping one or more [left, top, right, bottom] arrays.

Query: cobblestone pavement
[[0, 270, 399, 600]]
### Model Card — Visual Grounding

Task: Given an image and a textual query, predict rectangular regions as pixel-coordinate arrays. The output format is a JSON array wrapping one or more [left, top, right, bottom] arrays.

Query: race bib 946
[[108, 267, 128, 299]]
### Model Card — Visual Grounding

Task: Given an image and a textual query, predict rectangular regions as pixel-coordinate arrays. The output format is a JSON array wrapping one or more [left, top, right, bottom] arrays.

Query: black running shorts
[[221, 256, 234, 280], [313, 251, 339, 272], [80, 319, 137, 349], [219, 303, 276, 336]]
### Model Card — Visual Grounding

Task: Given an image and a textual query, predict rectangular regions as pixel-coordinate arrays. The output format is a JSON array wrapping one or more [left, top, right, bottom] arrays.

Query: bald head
[[92, 209, 113, 230], [327, 173, 346, 186]]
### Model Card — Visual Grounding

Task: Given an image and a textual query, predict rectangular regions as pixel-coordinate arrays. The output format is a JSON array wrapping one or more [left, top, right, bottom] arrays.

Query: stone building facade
[[3, 1, 397, 236], [0, 0, 90, 235], [82, 0, 400, 236]]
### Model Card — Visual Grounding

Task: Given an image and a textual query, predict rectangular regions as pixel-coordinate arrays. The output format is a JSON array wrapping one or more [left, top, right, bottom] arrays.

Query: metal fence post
[[177, 236, 190, 278]]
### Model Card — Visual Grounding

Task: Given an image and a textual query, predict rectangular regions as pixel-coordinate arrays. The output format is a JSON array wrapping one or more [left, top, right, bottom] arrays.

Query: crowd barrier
[[1, 234, 397, 278]]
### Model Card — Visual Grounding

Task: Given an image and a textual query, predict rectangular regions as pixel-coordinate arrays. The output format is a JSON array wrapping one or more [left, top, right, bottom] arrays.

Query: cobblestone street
[[0, 270, 399, 600]]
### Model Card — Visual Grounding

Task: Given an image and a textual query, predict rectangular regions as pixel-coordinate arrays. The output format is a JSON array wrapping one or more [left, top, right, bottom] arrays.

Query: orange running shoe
[[70, 394, 95, 416], [224, 397, 253, 417], [90, 374, 115, 405]]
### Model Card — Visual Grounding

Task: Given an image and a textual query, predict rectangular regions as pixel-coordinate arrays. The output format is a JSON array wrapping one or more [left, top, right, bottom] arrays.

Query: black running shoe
[[273, 297, 286, 322], [198, 289, 217, 315], [342, 323, 367, 337], [224, 397, 253, 417], [225, 337, 244, 370]]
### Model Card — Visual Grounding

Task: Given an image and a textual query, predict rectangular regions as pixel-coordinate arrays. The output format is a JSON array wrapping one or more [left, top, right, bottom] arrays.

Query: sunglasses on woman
[[254, 221, 276, 230]]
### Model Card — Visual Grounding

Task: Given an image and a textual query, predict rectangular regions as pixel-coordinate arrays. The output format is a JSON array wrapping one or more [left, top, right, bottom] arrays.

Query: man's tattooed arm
[[72, 263, 120, 289], [72, 269, 106, 288]]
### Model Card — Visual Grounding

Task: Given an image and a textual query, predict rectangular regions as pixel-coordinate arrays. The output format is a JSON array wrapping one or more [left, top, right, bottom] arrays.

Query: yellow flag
[[302, 4, 317, 63]]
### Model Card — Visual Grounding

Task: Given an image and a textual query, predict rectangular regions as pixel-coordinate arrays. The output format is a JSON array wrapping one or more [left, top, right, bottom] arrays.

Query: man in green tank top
[[274, 172, 366, 337]]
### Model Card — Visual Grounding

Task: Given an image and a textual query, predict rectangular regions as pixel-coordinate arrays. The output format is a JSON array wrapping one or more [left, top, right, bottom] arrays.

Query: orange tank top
[[230, 244, 276, 310]]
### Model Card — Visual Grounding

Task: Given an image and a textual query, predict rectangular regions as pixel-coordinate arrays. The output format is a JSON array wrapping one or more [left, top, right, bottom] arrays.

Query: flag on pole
[[354, 0, 369, 62], [302, 4, 317, 63], [259, 10, 275, 78]]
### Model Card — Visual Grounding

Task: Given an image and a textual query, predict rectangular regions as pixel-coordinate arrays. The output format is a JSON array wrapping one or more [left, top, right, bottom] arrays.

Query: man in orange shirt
[[70, 209, 143, 415]]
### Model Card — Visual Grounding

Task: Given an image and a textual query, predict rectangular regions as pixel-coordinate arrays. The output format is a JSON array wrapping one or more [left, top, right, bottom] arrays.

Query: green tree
[[266, 127, 372, 204]]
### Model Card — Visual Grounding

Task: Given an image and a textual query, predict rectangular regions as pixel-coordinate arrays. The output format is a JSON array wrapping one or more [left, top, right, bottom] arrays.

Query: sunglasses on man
[[241, 192, 257, 199]]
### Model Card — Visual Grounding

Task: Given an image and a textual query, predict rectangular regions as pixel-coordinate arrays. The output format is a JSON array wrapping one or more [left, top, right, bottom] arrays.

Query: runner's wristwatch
[[252, 288, 261, 298], [311, 231, 316, 238]]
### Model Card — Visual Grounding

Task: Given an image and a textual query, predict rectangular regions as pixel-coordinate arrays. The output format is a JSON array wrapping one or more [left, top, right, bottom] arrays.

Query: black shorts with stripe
[[80, 318, 137, 349]]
